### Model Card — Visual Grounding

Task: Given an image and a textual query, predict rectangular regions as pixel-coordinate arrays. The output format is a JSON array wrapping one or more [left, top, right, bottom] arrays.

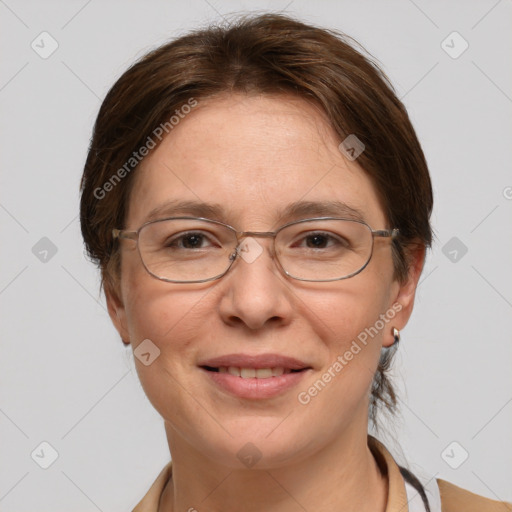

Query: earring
[[392, 327, 400, 345]]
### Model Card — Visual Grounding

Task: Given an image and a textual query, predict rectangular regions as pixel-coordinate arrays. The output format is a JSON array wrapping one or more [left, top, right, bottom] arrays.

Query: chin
[[191, 420, 315, 470]]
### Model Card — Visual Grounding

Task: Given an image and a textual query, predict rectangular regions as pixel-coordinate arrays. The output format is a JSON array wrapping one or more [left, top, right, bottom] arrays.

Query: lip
[[198, 353, 312, 400], [198, 353, 310, 370]]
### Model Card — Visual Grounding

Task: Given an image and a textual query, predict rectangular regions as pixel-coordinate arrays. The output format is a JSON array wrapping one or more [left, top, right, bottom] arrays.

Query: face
[[107, 93, 420, 469]]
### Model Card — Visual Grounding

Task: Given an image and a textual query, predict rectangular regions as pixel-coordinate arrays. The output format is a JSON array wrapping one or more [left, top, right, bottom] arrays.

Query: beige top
[[133, 436, 512, 511]]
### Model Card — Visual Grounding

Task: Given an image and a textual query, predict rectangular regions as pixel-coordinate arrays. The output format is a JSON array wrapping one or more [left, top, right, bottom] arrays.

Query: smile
[[199, 365, 311, 399], [202, 366, 305, 378]]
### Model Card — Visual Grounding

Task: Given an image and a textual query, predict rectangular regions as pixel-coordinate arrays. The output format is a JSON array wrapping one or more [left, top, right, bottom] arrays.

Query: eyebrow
[[142, 199, 366, 226]]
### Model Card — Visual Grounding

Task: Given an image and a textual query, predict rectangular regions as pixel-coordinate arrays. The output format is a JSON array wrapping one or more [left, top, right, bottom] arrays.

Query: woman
[[79, 13, 511, 512]]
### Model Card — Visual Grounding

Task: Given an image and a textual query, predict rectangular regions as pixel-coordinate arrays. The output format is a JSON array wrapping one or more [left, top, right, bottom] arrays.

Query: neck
[[158, 425, 388, 512]]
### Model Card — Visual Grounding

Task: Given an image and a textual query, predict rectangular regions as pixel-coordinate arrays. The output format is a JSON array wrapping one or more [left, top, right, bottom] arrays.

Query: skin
[[106, 93, 425, 512]]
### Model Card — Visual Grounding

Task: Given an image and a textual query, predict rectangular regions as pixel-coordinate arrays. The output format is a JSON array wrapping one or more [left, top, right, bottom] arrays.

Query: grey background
[[1, 0, 511, 510]]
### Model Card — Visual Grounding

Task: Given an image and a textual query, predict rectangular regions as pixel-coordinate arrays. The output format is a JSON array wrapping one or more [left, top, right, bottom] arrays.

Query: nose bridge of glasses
[[237, 230, 276, 240], [232, 231, 277, 259]]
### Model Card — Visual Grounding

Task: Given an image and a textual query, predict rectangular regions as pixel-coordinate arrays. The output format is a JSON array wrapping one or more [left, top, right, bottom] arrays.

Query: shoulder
[[132, 462, 172, 512], [437, 478, 512, 512]]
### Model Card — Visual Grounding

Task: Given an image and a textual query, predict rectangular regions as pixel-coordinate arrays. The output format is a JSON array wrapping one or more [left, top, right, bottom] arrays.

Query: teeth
[[228, 366, 240, 377], [240, 368, 256, 378], [255, 368, 272, 378], [272, 367, 284, 377], [220, 367, 292, 378]]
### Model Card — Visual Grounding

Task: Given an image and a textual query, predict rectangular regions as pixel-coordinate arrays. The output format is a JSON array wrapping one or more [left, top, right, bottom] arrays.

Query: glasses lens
[[276, 219, 373, 281], [138, 219, 236, 282]]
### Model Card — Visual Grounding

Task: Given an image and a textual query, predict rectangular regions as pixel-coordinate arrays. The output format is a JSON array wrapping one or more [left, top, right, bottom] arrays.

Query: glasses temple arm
[[112, 229, 138, 241], [372, 228, 399, 238]]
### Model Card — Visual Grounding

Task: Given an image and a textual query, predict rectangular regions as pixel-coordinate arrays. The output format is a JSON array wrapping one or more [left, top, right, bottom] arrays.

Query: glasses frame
[[112, 216, 399, 284]]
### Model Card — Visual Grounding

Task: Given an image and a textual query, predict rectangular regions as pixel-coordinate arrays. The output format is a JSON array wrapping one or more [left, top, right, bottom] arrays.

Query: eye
[[295, 231, 349, 250], [304, 233, 332, 249], [165, 231, 218, 249]]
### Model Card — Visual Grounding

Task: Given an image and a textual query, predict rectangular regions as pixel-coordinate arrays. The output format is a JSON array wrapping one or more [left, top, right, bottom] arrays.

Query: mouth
[[198, 353, 312, 399], [201, 365, 308, 378]]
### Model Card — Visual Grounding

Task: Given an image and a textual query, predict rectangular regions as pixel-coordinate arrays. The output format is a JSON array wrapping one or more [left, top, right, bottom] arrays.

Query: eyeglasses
[[112, 217, 399, 283]]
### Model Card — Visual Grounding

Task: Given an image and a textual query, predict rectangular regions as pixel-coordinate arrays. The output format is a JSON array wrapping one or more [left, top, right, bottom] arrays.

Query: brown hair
[[80, 12, 433, 428]]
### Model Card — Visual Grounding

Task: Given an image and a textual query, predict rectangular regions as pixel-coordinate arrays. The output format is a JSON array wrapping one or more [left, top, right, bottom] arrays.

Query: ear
[[104, 277, 131, 345], [382, 242, 426, 348]]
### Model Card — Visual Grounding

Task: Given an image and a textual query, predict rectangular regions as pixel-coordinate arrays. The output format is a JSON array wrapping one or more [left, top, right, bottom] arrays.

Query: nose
[[217, 237, 294, 331]]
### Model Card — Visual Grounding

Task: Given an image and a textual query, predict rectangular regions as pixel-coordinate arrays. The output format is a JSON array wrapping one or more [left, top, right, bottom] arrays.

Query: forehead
[[126, 94, 387, 230]]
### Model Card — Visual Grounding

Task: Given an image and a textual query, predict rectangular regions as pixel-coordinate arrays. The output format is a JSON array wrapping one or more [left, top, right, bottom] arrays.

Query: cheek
[[299, 274, 393, 395], [124, 280, 208, 348], [121, 272, 217, 429], [120, 247, 198, 341], [306, 274, 392, 347]]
